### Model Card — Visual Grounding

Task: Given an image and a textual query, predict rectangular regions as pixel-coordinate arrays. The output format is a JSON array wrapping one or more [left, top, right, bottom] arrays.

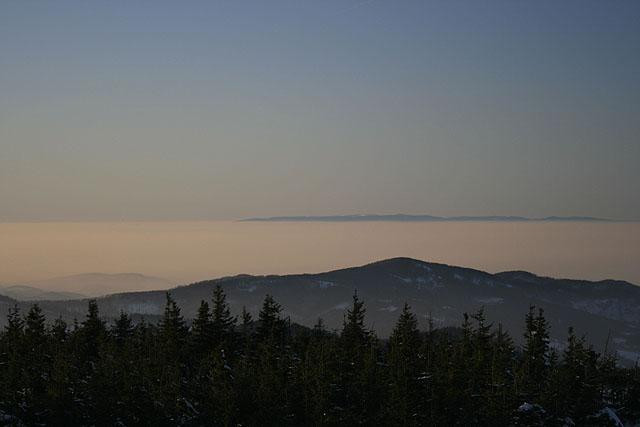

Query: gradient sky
[[1, 1, 639, 221]]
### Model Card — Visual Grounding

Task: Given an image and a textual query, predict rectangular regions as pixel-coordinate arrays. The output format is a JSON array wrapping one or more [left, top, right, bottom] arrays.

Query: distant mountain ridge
[[17, 273, 174, 297], [240, 214, 614, 222], [1, 258, 638, 364], [0, 285, 85, 301]]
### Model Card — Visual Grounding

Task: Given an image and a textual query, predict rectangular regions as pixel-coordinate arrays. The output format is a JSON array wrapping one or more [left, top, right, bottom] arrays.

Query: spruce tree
[[240, 306, 252, 336], [341, 291, 368, 352], [50, 317, 68, 343], [251, 295, 289, 424], [519, 306, 550, 404], [470, 308, 494, 423], [0, 305, 25, 418], [159, 292, 188, 352], [211, 285, 236, 348], [79, 299, 106, 362], [24, 304, 46, 345], [203, 346, 237, 425], [339, 291, 380, 424], [73, 300, 110, 424], [113, 311, 134, 344], [241, 306, 252, 326], [488, 323, 516, 422], [387, 303, 421, 425], [295, 317, 336, 424], [559, 327, 600, 422], [256, 294, 285, 345], [190, 300, 213, 356], [23, 304, 49, 422], [47, 317, 71, 424], [239, 305, 253, 354], [157, 292, 189, 421]]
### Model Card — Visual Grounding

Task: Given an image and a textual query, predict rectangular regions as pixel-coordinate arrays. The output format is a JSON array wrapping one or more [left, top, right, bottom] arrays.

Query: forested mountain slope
[[1, 258, 639, 363]]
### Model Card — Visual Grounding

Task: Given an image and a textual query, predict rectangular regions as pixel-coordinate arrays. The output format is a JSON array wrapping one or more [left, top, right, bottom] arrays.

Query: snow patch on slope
[[125, 303, 162, 315], [617, 350, 640, 363], [571, 299, 640, 324], [315, 280, 336, 289], [476, 297, 504, 305], [333, 302, 349, 311]]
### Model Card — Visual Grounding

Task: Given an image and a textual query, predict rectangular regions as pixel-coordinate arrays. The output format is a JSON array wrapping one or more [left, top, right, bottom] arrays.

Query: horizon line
[[239, 214, 624, 223]]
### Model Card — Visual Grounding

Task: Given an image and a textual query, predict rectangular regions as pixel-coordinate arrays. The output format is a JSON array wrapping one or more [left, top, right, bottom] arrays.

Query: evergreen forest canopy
[[1, 287, 638, 426]]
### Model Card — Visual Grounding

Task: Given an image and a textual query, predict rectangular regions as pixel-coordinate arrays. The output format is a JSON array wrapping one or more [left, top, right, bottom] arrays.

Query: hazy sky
[[2, 1, 639, 221]]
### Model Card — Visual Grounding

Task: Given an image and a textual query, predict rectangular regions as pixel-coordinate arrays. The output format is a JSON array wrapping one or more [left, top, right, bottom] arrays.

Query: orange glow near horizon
[[1, 221, 638, 289]]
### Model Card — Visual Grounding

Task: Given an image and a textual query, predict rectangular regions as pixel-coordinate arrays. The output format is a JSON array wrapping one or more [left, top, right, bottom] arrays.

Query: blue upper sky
[[1, 0, 639, 220]]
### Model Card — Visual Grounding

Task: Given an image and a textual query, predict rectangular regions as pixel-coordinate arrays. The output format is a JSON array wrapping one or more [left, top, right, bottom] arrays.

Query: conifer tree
[[472, 308, 493, 359], [203, 346, 237, 425], [190, 300, 213, 356], [71, 300, 110, 424], [558, 327, 600, 422], [50, 317, 68, 344], [240, 306, 252, 337], [241, 305, 252, 327], [157, 292, 189, 421], [387, 303, 421, 425], [0, 305, 25, 418], [519, 306, 550, 403], [159, 292, 188, 352], [449, 312, 475, 422], [341, 291, 368, 352], [23, 304, 49, 421], [470, 308, 495, 422], [47, 317, 71, 424], [313, 318, 326, 336], [251, 295, 288, 424], [211, 285, 236, 348], [339, 291, 380, 424], [113, 310, 134, 344], [234, 305, 256, 424], [78, 299, 106, 362], [24, 304, 46, 346], [486, 323, 515, 423], [256, 294, 285, 345], [238, 305, 253, 355], [3, 304, 24, 335], [295, 317, 336, 424]]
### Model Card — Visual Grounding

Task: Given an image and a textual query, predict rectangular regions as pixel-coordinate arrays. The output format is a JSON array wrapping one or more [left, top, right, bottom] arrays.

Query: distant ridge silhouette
[[240, 214, 614, 222]]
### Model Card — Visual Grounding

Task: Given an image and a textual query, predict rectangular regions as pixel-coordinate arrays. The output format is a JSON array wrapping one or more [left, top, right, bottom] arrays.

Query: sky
[[1, 0, 639, 221]]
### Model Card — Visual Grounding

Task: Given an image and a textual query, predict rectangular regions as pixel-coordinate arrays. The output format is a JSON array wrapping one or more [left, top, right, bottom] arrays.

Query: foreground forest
[[1, 287, 639, 426]]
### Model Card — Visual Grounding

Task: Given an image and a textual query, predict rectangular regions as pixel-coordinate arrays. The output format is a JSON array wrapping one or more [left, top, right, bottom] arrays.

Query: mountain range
[[0, 258, 638, 364], [0, 285, 85, 301], [240, 214, 614, 222], [2, 273, 174, 298]]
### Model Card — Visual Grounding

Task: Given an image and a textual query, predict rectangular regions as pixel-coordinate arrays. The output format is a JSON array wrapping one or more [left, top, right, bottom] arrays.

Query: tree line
[[1, 286, 639, 426]]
